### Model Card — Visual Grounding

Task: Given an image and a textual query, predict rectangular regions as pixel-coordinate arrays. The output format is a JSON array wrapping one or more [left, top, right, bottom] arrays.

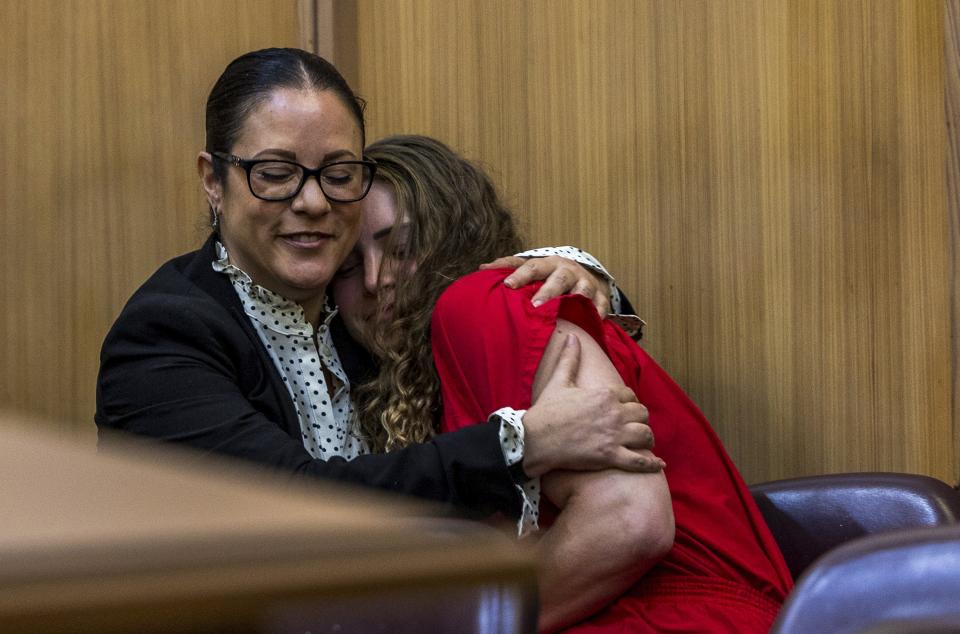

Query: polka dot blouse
[[213, 243, 367, 460], [212, 242, 623, 536]]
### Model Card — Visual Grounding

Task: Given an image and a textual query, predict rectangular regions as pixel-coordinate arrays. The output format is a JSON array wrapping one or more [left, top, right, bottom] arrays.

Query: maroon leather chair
[[770, 523, 960, 633], [750, 472, 960, 579]]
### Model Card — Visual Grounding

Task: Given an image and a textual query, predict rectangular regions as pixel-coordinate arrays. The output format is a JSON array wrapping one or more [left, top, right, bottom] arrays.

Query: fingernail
[[504, 277, 518, 288], [531, 299, 543, 307]]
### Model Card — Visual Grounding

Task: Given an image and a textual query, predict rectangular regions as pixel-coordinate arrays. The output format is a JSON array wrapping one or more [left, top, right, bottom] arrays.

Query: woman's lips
[[360, 302, 393, 324], [379, 302, 395, 320], [279, 232, 334, 248]]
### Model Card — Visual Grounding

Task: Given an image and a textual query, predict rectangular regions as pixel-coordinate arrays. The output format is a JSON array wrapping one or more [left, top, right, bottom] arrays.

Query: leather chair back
[[771, 523, 960, 633], [750, 472, 960, 578]]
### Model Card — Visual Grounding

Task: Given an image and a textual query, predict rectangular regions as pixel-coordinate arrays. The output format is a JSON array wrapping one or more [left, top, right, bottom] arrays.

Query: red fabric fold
[[431, 270, 792, 633]]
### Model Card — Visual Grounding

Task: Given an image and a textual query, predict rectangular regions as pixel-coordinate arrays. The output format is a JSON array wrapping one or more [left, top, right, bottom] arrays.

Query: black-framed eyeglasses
[[212, 152, 377, 203]]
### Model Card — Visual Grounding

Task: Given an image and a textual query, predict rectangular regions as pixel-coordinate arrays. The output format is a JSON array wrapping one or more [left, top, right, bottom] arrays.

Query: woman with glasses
[[330, 135, 793, 632], [95, 48, 661, 525]]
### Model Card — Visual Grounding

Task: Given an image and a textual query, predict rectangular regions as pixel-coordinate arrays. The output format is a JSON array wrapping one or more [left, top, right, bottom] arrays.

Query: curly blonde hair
[[355, 135, 524, 452]]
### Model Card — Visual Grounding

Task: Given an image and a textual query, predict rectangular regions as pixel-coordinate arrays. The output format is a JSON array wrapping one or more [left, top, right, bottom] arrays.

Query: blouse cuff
[[491, 406, 541, 538]]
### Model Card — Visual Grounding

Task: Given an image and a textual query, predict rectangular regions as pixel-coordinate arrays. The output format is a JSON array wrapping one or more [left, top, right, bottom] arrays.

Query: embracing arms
[[533, 323, 675, 632], [95, 254, 657, 520]]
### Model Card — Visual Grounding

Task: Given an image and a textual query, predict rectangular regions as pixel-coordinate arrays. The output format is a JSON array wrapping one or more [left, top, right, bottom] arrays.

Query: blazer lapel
[[182, 234, 302, 438]]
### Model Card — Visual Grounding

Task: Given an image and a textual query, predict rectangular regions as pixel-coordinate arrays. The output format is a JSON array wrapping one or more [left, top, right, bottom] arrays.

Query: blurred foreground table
[[0, 414, 536, 633]]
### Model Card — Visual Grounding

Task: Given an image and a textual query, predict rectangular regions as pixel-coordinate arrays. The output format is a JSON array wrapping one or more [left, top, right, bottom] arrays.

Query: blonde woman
[[332, 135, 793, 632]]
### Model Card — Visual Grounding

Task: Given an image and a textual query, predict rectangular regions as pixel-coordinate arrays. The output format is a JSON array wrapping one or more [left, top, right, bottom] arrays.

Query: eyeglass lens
[[249, 161, 371, 202]]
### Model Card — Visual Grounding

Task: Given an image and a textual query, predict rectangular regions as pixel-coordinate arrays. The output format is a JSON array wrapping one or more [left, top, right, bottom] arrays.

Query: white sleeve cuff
[[492, 406, 541, 538]]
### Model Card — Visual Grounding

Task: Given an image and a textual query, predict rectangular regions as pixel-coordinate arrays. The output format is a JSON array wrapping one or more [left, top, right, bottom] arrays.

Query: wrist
[[489, 408, 542, 536], [517, 408, 549, 478], [489, 407, 538, 477]]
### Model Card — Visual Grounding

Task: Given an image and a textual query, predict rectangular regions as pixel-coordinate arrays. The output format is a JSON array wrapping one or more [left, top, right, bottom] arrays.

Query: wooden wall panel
[[0, 1, 303, 438], [947, 0, 960, 485], [347, 0, 955, 483]]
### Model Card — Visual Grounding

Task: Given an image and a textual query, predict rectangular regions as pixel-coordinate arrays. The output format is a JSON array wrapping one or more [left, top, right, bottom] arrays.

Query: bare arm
[[532, 321, 675, 632], [520, 336, 663, 477]]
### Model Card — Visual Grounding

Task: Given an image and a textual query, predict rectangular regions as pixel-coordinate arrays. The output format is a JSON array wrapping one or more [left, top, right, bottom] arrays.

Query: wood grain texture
[[0, 1, 302, 438], [347, 0, 955, 483], [947, 0, 960, 486]]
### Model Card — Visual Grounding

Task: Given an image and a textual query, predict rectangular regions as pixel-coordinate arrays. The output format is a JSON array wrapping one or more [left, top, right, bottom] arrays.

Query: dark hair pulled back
[[205, 48, 366, 182]]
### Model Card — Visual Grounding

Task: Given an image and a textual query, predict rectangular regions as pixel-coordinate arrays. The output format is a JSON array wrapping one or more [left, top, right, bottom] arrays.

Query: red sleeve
[[431, 269, 610, 433], [430, 269, 795, 608]]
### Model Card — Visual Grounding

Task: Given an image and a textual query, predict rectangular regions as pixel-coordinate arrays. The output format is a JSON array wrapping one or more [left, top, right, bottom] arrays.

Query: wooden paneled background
[[339, 0, 958, 484], [1, 1, 957, 485], [0, 1, 304, 439]]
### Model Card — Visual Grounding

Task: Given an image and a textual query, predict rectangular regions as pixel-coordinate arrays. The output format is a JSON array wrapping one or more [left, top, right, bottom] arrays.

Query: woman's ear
[[197, 151, 222, 210]]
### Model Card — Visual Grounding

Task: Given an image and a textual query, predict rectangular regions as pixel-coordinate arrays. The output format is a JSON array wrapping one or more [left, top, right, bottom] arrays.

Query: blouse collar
[[211, 241, 337, 335]]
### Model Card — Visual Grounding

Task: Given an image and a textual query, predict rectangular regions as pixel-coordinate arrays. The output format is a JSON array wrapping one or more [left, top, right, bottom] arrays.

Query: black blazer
[[95, 235, 519, 519]]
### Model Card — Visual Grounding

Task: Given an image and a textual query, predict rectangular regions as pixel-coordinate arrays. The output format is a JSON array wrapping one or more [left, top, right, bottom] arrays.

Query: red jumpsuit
[[431, 270, 793, 632]]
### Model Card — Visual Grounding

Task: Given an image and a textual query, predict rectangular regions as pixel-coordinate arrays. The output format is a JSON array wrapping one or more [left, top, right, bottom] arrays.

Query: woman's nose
[[363, 256, 381, 294], [291, 175, 332, 214]]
